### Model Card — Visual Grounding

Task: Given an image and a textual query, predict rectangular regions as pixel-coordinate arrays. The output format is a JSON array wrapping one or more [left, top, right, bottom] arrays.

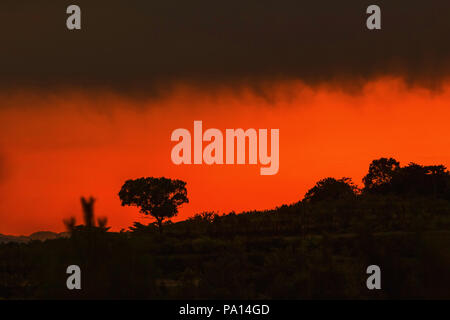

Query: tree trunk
[[157, 218, 163, 234]]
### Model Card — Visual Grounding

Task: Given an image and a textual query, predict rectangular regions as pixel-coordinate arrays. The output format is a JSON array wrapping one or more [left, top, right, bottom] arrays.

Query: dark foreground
[[1, 194, 450, 300]]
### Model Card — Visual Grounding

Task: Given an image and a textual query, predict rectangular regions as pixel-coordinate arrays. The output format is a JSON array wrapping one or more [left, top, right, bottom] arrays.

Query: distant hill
[[0, 231, 69, 244]]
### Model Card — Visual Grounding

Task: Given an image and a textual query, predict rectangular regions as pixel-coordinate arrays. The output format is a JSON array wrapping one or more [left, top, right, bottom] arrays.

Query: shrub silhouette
[[303, 177, 358, 203]]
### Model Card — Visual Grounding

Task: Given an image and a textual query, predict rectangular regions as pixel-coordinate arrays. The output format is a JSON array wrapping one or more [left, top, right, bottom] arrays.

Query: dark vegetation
[[1, 158, 450, 299], [118, 177, 188, 233]]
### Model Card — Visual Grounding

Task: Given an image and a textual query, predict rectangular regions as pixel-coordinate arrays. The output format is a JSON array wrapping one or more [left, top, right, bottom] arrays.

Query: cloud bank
[[1, 0, 450, 92]]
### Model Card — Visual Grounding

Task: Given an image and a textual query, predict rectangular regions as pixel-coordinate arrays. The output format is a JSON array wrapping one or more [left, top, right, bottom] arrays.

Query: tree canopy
[[363, 157, 400, 193], [363, 157, 450, 198], [303, 177, 358, 203], [118, 177, 189, 232]]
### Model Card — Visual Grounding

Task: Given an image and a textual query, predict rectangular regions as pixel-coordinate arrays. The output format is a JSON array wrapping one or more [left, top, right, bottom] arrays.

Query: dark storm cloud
[[1, 0, 450, 91]]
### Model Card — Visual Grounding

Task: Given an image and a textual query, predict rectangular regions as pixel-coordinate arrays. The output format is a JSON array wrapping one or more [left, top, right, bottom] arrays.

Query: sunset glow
[[2, 77, 450, 235]]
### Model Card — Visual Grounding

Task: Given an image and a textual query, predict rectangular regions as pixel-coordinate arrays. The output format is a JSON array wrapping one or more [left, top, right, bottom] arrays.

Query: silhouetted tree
[[390, 163, 450, 197], [63, 196, 110, 233], [81, 196, 95, 228], [118, 177, 189, 233], [190, 211, 216, 223], [303, 177, 358, 203], [363, 157, 400, 193], [363, 158, 450, 198]]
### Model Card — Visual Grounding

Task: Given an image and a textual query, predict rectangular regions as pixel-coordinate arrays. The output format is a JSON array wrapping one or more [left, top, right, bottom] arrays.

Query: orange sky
[[1, 77, 450, 235]]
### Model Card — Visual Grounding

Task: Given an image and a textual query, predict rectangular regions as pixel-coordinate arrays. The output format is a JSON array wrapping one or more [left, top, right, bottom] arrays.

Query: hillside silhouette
[[0, 157, 449, 299]]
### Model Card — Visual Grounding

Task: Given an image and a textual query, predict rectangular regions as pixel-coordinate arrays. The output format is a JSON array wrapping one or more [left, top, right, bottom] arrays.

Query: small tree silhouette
[[362, 158, 450, 198], [118, 177, 189, 233], [63, 196, 110, 233], [303, 177, 358, 203], [390, 163, 450, 197], [363, 157, 400, 193], [81, 196, 95, 228]]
